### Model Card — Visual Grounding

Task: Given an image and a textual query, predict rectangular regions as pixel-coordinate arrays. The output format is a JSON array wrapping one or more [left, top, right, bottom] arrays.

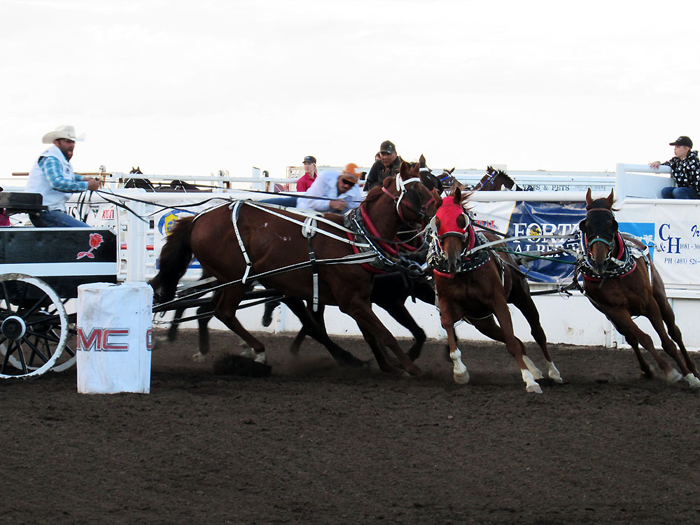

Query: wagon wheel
[[49, 307, 77, 372], [0, 274, 68, 379]]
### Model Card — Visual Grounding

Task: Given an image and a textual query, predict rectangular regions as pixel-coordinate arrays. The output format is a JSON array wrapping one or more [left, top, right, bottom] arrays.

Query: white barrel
[[76, 282, 153, 394]]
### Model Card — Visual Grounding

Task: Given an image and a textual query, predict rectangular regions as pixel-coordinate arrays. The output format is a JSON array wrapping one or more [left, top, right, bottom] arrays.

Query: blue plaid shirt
[[39, 156, 88, 192]]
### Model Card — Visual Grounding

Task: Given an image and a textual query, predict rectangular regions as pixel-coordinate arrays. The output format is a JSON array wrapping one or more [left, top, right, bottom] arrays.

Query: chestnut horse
[[429, 186, 561, 393], [285, 162, 444, 361], [150, 162, 440, 376], [577, 189, 700, 387]]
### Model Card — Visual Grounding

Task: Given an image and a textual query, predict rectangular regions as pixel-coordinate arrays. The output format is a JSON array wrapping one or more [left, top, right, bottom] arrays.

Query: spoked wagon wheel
[[0, 274, 69, 379]]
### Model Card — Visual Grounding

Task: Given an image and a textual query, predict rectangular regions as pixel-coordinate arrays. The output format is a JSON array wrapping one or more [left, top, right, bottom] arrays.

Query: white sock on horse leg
[[450, 349, 469, 384]]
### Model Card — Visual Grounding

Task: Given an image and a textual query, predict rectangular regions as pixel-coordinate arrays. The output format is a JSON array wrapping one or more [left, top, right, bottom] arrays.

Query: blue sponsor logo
[[619, 222, 655, 260], [158, 210, 195, 237]]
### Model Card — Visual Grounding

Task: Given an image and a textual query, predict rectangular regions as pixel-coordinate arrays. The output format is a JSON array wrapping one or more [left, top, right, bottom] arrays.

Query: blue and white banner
[[471, 200, 700, 288], [471, 201, 586, 283], [614, 203, 700, 288]]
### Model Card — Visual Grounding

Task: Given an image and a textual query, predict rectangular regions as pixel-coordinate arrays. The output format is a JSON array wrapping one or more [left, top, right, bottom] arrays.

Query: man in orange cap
[[297, 163, 364, 213]]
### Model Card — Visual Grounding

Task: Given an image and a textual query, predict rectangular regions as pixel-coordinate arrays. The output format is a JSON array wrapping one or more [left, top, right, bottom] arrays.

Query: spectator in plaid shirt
[[650, 135, 700, 199], [26, 125, 101, 227]]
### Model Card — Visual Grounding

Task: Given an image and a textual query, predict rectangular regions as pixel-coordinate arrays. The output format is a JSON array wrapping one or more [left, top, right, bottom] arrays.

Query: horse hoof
[[523, 356, 543, 380], [192, 352, 206, 362], [152, 336, 168, 350], [409, 368, 423, 378], [453, 372, 470, 385], [338, 356, 366, 369], [683, 374, 700, 389], [240, 347, 267, 364], [526, 383, 543, 394], [666, 369, 683, 384]]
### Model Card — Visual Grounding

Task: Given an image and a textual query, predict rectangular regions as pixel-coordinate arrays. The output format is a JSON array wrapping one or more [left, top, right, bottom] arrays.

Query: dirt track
[[2, 329, 700, 524]]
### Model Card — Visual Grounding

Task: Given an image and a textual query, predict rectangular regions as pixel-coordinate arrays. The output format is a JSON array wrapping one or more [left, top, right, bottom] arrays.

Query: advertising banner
[[471, 201, 586, 283], [615, 203, 700, 288], [471, 200, 700, 288]]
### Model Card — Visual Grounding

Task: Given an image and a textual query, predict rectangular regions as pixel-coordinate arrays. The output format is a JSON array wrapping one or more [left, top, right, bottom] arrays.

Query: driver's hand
[[87, 178, 101, 191], [329, 199, 347, 211]]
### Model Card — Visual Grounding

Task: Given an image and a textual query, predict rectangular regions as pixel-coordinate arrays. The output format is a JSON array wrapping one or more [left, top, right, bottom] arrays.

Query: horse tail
[[149, 216, 196, 303]]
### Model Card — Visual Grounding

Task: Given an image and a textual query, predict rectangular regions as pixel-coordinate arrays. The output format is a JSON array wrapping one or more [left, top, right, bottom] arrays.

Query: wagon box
[[0, 228, 118, 298]]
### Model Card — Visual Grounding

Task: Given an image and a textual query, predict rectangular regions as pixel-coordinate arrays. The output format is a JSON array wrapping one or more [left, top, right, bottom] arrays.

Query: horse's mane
[[363, 176, 394, 206], [486, 166, 514, 185]]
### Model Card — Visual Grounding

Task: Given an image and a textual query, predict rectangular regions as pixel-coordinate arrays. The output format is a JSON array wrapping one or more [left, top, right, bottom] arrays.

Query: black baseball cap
[[669, 136, 693, 148], [379, 140, 396, 154], [303, 155, 316, 164]]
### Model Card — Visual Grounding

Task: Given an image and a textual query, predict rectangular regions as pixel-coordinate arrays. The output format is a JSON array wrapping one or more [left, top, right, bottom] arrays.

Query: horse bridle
[[583, 207, 616, 263], [474, 172, 497, 191], [435, 209, 473, 258], [382, 176, 435, 225]]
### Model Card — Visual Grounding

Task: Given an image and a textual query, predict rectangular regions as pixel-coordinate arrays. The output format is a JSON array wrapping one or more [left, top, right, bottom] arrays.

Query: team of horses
[[149, 162, 700, 393]]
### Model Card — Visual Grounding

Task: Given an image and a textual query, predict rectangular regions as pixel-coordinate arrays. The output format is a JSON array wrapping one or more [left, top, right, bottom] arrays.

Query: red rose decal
[[77, 233, 104, 260]]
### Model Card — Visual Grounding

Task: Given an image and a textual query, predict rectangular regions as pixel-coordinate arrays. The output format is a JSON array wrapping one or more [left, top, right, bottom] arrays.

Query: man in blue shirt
[[297, 163, 364, 213], [26, 125, 101, 227]]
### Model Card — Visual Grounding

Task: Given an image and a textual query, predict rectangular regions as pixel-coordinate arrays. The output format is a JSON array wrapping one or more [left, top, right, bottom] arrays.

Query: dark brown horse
[[473, 166, 524, 191], [124, 167, 202, 192], [150, 162, 441, 376], [577, 189, 700, 387], [429, 186, 561, 393]]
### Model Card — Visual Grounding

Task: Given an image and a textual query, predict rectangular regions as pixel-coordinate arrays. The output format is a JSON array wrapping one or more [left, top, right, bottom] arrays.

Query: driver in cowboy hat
[[26, 125, 101, 227]]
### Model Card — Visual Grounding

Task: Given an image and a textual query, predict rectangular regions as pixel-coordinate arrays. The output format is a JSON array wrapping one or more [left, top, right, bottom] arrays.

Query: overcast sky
[[2, 0, 699, 182]]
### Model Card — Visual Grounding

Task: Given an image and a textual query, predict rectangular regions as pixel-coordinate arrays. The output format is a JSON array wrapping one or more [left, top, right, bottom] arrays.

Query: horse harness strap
[[301, 216, 320, 312], [244, 200, 371, 247], [427, 229, 493, 276], [578, 232, 638, 281], [223, 200, 378, 309], [345, 208, 424, 276], [230, 200, 254, 284]]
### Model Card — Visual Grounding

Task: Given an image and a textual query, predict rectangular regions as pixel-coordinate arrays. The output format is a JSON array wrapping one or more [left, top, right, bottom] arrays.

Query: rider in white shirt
[[26, 125, 100, 227], [297, 163, 364, 213]]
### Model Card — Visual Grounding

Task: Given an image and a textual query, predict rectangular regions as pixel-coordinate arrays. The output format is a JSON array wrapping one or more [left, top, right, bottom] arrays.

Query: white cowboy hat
[[42, 125, 85, 144]]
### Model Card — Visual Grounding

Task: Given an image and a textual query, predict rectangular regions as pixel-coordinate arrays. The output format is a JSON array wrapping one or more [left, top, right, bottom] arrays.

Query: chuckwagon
[[0, 191, 118, 378]]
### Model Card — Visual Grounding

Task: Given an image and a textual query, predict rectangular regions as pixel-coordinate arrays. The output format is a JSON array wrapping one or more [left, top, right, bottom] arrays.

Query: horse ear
[[419, 154, 426, 168], [448, 167, 455, 174], [585, 188, 593, 207], [606, 189, 615, 207], [454, 185, 462, 203], [398, 160, 409, 179], [432, 188, 443, 209]]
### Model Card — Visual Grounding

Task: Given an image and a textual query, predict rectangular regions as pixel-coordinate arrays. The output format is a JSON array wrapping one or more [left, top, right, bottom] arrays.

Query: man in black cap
[[364, 140, 403, 192], [650, 136, 700, 199]]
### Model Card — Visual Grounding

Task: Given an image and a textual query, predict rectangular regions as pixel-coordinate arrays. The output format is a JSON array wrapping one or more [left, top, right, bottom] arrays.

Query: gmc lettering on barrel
[[77, 327, 130, 352]]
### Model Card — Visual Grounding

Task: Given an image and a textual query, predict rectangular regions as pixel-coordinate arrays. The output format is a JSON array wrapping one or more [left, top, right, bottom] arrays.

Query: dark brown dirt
[[3, 329, 700, 525]]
